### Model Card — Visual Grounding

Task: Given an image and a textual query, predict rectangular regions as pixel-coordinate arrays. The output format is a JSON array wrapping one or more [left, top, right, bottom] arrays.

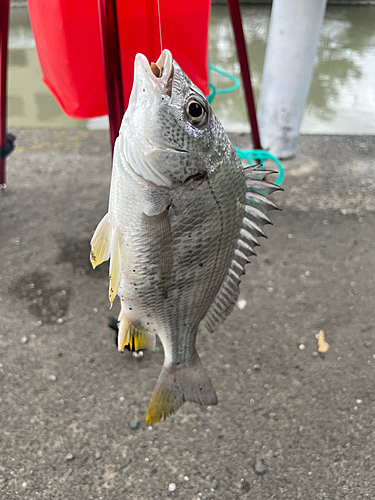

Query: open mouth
[[136, 50, 174, 96], [150, 50, 172, 79], [150, 61, 163, 78]]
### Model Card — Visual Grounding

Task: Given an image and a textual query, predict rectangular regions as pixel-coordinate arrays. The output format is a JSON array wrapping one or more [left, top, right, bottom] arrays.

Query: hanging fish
[[90, 50, 281, 425]]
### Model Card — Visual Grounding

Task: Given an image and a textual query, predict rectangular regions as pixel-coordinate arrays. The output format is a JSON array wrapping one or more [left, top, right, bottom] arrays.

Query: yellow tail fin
[[146, 349, 218, 425]]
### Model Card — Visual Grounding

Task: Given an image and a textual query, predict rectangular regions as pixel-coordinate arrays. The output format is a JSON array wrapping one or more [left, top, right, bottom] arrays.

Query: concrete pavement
[[1, 129, 375, 499]]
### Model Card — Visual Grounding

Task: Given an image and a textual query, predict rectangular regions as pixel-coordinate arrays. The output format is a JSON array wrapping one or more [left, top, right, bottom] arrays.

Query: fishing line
[[156, 0, 163, 53]]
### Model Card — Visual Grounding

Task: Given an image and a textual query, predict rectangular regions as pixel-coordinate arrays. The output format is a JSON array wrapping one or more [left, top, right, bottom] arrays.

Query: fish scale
[[169, 178, 243, 362], [90, 49, 281, 424]]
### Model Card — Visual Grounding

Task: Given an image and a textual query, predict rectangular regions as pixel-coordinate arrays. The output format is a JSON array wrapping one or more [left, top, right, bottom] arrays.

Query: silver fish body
[[90, 50, 281, 424]]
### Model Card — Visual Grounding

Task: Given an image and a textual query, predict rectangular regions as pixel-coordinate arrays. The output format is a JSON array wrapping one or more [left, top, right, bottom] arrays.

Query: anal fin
[[90, 213, 111, 268], [118, 314, 156, 352]]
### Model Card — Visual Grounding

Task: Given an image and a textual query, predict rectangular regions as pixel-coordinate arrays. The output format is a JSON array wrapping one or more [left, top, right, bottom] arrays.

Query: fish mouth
[[135, 50, 174, 97]]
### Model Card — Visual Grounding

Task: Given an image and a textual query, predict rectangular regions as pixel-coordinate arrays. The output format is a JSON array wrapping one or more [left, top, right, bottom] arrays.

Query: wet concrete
[[1, 129, 375, 498]]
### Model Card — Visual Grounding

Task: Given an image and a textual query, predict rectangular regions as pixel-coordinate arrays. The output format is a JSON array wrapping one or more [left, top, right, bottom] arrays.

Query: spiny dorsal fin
[[246, 191, 280, 211], [202, 166, 281, 333], [243, 217, 267, 238], [90, 213, 111, 268], [245, 178, 282, 197], [237, 239, 257, 256], [118, 313, 156, 352], [240, 228, 260, 247], [244, 168, 278, 180], [245, 205, 272, 226]]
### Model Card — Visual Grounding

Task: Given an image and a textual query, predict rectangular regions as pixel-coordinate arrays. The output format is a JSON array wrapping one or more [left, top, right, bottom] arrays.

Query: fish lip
[[135, 50, 173, 92]]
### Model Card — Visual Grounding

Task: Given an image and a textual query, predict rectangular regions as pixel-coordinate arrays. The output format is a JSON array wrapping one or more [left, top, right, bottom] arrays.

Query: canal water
[[7, 5, 375, 134]]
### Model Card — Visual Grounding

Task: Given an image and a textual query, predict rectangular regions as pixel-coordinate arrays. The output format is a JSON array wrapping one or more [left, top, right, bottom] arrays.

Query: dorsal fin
[[201, 166, 282, 333]]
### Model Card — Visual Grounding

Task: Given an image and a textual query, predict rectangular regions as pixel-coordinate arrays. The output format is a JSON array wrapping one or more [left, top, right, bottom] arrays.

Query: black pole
[[227, 0, 261, 149], [96, 0, 125, 155]]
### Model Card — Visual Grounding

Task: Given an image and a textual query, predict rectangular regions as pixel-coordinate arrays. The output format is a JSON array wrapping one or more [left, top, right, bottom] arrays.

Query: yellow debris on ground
[[317, 330, 329, 354]]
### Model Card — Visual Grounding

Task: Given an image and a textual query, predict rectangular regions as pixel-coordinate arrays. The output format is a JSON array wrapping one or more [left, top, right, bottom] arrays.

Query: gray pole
[[257, 0, 327, 158]]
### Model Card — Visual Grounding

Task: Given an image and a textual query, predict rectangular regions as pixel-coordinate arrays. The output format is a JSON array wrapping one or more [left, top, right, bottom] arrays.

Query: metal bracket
[[0, 133, 16, 160]]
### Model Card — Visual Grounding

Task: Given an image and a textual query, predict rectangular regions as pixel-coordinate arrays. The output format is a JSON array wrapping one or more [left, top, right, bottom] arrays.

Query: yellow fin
[[90, 213, 111, 269], [109, 226, 121, 308], [118, 313, 156, 352], [146, 379, 174, 426], [146, 350, 218, 425]]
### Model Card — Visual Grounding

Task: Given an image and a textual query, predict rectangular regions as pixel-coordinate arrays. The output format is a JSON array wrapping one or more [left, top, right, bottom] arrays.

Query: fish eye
[[187, 101, 203, 119], [186, 98, 208, 127]]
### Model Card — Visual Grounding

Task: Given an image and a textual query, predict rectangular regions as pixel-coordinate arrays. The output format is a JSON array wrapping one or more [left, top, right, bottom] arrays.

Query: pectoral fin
[[143, 208, 173, 298], [90, 213, 111, 268]]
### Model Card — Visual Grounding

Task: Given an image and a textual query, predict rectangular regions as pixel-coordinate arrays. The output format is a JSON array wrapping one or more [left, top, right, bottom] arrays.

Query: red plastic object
[[27, 0, 211, 120]]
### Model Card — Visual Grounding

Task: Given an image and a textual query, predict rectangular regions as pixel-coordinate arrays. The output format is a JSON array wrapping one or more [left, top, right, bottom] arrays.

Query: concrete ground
[[1, 129, 375, 499]]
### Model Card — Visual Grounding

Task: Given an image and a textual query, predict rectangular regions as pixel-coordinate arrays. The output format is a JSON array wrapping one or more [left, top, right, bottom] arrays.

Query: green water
[[7, 5, 375, 134]]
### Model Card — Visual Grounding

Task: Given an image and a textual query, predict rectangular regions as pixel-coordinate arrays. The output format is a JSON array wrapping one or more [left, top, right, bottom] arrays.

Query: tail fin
[[146, 349, 218, 425]]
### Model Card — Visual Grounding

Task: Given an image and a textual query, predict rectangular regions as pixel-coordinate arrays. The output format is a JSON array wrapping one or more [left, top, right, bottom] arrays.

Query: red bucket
[[27, 0, 211, 119]]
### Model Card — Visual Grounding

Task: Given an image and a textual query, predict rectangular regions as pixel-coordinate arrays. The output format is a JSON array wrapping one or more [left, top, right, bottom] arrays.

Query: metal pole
[[0, 0, 11, 186], [257, 0, 327, 158], [226, 0, 261, 150], [96, 0, 125, 154]]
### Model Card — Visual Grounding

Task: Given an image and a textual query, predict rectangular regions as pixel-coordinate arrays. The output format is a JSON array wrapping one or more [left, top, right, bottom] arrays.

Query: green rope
[[235, 148, 284, 186], [207, 64, 240, 104], [208, 64, 284, 186]]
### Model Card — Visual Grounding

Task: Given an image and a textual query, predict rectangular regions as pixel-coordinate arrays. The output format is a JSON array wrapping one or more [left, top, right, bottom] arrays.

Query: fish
[[90, 49, 281, 425]]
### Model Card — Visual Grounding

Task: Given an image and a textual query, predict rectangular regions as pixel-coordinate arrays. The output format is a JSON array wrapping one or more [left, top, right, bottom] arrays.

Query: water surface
[[8, 5, 375, 134]]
